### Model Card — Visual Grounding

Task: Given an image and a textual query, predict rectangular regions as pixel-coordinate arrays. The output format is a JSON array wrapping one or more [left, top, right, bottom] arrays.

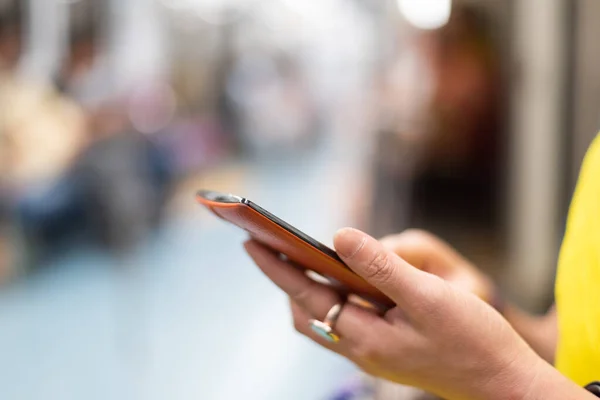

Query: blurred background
[[0, 0, 598, 399]]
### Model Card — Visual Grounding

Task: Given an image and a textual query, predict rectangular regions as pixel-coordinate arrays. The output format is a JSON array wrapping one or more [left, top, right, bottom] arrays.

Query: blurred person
[[51, 24, 174, 252], [0, 2, 88, 272], [0, 1, 20, 279], [0, 12, 172, 265], [17, 101, 172, 257], [245, 132, 600, 399], [55, 26, 97, 96], [42, 24, 174, 253], [76, 101, 175, 251], [0, 2, 87, 189], [373, 6, 503, 239], [54, 24, 114, 113]]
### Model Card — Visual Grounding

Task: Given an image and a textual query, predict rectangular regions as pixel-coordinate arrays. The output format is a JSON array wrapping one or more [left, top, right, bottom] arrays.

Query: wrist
[[485, 354, 596, 400], [469, 328, 563, 400], [488, 352, 548, 400], [512, 357, 558, 400]]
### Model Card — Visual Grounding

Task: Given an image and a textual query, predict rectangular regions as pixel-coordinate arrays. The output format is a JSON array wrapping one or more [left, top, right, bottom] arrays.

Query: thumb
[[334, 228, 442, 310]]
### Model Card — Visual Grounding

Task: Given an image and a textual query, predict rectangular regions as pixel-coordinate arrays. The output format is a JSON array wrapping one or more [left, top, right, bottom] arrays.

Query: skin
[[377, 230, 558, 364], [245, 228, 595, 400]]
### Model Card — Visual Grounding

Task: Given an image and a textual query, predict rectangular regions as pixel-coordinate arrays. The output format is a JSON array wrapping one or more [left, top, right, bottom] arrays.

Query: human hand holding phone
[[198, 190, 593, 400], [245, 228, 590, 400]]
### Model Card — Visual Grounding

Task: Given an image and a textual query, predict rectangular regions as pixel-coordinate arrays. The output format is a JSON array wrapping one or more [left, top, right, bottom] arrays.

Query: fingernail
[[334, 228, 367, 258]]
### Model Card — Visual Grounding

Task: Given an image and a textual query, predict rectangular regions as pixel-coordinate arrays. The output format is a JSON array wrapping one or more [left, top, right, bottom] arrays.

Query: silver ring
[[309, 303, 343, 343]]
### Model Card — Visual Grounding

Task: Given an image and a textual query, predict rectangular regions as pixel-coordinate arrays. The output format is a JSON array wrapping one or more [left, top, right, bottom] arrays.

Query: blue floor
[[0, 149, 358, 399]]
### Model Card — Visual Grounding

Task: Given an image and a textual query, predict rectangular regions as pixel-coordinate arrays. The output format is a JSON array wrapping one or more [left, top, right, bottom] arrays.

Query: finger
[[290, 298, 396, 366], [245, 240, 390, 341], [379, 230, 466, 274], [334, 228, 444, 310], [380, 231, 491, 298], [290, 299, 345, 353]]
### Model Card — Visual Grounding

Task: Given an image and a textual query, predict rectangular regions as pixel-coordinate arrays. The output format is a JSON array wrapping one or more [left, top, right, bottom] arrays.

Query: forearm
[[502, 305, 557, 363]]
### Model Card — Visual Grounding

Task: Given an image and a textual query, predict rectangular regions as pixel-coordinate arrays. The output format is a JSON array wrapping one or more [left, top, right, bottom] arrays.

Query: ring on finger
[[309, 302, 344, 343]]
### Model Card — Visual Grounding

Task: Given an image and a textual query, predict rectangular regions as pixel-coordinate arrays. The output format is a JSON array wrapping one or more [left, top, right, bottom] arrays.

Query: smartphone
[[196, 190, 393, 307]]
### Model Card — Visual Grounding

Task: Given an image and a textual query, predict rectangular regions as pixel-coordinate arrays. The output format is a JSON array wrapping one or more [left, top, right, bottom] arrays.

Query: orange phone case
[[196, 190, 393, 307]]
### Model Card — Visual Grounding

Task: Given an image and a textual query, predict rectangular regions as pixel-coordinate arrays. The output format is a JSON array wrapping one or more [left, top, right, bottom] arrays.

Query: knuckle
[[293, 316, 306, 333], [352, 339, 384, 362], [290, 305, 305, 333], [364, 250, 394, 285], [290, 284, 313, 306], [380, 229, 432, 255], [399, 229, 432, 245], [379, 234, 400, 247], [401, 228, 429, 239]]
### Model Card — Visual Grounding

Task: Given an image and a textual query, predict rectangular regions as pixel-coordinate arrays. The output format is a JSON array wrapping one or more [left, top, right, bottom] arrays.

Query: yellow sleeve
[[555, 134, 600, 385]]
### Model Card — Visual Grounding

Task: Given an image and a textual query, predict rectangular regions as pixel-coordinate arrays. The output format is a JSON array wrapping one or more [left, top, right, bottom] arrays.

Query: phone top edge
[[197, 190, 243, 204]]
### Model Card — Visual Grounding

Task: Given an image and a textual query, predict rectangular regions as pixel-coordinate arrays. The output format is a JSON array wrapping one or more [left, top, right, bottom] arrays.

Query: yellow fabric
[[555, 134, 600, 385]]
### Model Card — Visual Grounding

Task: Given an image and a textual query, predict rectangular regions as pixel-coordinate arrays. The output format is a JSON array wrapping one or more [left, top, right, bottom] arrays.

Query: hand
[[245, 228, 548, 400], [379, 230, 562, 364], [378, 230, 496, 304]]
